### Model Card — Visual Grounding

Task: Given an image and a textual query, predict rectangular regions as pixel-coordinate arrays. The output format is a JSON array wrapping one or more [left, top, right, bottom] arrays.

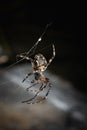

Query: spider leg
[[45, 82, 52, 98], [30, 81, 52, 104], [22, 82, 47, 104], [47, 44, 55, 67], [26, 80, 38, 91], [16, 54, 33, 61], [15, 23, 52, 66], [22, 72, 33, 83], [25, 23, 52, 56]]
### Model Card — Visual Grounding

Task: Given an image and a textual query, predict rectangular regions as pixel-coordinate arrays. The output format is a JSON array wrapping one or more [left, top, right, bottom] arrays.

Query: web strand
[[0, 23, 52, 73]]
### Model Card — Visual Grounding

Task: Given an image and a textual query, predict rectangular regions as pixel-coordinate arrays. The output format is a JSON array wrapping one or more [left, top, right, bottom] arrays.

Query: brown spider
[[17, 24, 55, 104]]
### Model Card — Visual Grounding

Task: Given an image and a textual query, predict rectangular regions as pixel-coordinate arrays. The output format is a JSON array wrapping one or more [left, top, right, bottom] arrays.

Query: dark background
[[0, 1, 86, 94]]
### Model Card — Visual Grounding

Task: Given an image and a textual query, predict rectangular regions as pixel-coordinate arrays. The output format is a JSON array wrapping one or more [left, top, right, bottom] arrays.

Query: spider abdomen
[[39, 75, 47, 83]]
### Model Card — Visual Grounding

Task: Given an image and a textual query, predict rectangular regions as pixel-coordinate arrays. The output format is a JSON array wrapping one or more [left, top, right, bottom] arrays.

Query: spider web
[[0, 22, 52, 73], [0, 23, 54, 103]]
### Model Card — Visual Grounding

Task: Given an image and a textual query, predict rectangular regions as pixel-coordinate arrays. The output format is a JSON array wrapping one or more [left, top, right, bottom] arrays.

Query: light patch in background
[[0, 64, 85, 111], [0, 64, 87, 130]]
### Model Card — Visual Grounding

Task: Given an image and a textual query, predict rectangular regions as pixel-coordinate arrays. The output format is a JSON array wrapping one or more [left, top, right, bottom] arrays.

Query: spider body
[[32, 53, 47, 72], [17, 24, 55, 104], [32, 54, 47, 83]]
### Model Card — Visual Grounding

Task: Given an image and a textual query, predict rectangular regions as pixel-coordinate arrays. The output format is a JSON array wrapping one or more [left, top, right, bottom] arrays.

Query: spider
[[17, 24, 55, 104]]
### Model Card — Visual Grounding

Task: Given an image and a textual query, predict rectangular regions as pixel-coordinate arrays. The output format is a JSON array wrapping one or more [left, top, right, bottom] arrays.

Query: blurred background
[[0, 1, 87, 130]]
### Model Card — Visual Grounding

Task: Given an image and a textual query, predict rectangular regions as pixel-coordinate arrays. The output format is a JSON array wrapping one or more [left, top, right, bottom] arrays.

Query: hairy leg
[[22, 82, 47, 103], [30, 82, 52, 104], [26, 80, 38, 91], [22, 72, 33, 83]]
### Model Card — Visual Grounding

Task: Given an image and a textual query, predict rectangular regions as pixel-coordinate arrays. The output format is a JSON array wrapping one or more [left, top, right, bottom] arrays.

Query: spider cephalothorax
[[17, 24, 55, 104], [32, 53, 47, 72]]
